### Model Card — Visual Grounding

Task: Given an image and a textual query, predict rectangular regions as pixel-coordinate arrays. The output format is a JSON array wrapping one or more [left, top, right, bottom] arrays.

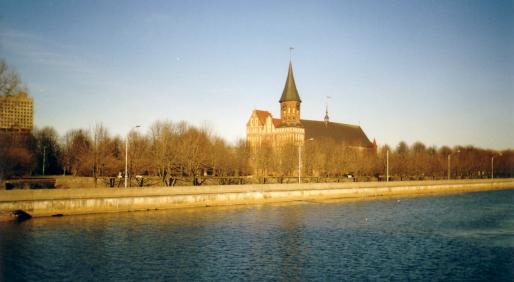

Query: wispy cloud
[[0, 27, 138, 93], [0, 27, 94, 75]]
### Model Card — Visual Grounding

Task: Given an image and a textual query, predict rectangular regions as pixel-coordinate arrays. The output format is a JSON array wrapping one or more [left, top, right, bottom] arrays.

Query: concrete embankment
[[0, 179, 513, 219]]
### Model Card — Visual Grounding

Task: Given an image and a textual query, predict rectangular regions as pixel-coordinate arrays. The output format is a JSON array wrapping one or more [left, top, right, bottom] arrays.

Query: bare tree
[[233, 139, 251, 177], [0, 132, 34, 178], [177, 124, 212, 185], [127, 129, 151, 183], [149, 120, 180, 186], [33, 127, 61, 175], [0, 59, 25, 97], [61, 129, 92, 176]]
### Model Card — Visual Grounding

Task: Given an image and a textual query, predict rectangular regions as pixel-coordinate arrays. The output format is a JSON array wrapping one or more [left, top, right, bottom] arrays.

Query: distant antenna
[[289, 47, 294, 61]]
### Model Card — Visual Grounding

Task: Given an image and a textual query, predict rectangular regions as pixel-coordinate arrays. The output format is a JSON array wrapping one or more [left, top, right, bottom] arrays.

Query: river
[[1, 189, 513, 281]]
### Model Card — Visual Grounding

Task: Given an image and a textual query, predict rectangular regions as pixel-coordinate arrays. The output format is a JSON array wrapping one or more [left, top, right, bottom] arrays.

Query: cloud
[[0, 27, 94, 75], [0, 27, 135, 92]]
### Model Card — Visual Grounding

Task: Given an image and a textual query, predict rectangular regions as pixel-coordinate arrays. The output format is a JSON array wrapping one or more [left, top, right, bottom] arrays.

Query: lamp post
[[298, 145, 301, 184], [42, 145, 46, 176], [491, 153, 502, 179], [447, 154, 450, 180], [298, 138, 314, 184], [447, 150, 460, 180], [386, 149, 389, 182], [125, 125, 141, 188]]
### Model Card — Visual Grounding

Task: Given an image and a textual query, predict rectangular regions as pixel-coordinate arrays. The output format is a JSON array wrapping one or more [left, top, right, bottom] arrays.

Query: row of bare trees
[[1, 124, 512, 182], [251, 139, 514, 180], [139, 121, 251, 185], [0, 107, 512, 182], [0, 121, 253, 185], [376, 142, 513, 180]]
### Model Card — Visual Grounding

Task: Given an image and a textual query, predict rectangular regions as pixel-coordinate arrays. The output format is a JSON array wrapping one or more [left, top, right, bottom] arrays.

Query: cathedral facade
[[246, 62, 375, 151]]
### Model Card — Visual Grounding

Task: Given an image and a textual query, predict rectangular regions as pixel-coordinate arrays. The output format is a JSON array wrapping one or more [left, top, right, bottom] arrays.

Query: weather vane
[[289, 47, 294, 61]]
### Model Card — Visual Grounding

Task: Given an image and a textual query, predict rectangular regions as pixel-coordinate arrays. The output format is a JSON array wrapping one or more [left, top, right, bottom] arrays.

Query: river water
[[1, 189, 513, 281]]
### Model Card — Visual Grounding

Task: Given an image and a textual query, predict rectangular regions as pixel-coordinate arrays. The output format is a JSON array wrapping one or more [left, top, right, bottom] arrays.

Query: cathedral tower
[[279, 62, 302, 127]]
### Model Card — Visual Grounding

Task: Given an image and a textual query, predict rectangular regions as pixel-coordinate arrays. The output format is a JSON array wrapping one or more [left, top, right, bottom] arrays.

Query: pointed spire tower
[[324, 96, 330, 127], [279, 61, 302, 127], [324, 107, 330, 126]]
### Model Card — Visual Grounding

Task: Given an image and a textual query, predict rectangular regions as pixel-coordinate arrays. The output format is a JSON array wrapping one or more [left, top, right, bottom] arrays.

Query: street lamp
[[125, 125, 141, 188], [386, 149, 389, 182], [447, 150, 460, 180], [42, 145, 46, 176], [298, 138, 314, 184], [491, 153, 502, 179]]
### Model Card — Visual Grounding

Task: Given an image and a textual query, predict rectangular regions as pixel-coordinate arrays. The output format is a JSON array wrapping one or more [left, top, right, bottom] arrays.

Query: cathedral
[[246, 61, 375, 151]]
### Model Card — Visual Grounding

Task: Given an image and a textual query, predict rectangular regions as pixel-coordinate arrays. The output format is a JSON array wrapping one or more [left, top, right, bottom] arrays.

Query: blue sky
[[1, 0, 512, 149]]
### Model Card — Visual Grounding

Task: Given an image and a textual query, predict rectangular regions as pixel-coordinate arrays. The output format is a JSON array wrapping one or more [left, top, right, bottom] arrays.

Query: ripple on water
[[0, 189, 513, 281]]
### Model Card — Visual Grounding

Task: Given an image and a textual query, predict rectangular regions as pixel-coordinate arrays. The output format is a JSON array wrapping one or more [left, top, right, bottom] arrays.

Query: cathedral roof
[[279, 62, 301, 103], [301, 119, 373, 148], [254, 110, 271, 125], [251, 110, 282, 127]]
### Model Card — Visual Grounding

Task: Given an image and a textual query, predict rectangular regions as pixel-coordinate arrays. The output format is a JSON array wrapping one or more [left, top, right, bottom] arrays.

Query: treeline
[[376, 142, 514, 180], [0, 121, 252, 185], [1, 122, 512, 184], [252, 139, 513, 180]]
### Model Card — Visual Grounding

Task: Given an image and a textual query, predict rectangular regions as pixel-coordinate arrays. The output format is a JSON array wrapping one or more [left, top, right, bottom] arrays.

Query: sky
[[0, 0, 512, 149]]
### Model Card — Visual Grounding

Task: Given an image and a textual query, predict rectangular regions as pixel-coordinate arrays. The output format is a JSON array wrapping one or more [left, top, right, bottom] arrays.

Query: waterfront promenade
[[1, 179, 513, 219]]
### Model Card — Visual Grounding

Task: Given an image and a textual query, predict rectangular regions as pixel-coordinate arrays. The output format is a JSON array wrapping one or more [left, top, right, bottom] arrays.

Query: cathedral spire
[[279, 57, 302, 127], [324, 96, 330, 126], [324, 107, 330, 126], [279, 62, 301, 103]]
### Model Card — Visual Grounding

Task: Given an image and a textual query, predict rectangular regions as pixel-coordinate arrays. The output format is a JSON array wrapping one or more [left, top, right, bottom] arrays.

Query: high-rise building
[[0, 92, 34, 132]]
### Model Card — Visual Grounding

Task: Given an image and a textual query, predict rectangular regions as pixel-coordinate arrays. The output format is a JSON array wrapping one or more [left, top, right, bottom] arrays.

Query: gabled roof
[[249, 110, 287, 128], [301, 119, 373, 148], [254, 110, 271, 124], [279, 62, 301, 103], [248, 110, 274, 126]]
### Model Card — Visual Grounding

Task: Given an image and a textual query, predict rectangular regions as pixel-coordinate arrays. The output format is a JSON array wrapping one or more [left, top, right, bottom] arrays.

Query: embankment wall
[[0, 179, 513, 218]]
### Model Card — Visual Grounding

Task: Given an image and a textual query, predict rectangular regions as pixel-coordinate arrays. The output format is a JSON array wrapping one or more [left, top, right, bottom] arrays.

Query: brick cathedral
[[246, 61, 376, 151]]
